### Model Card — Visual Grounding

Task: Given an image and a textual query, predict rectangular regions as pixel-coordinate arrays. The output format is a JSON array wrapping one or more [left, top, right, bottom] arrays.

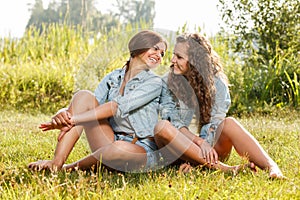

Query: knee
[[73, 90, 94, 99], [223, 117, 237, 127], [154, 120, 173, 138], [72, 90, 98, 108]]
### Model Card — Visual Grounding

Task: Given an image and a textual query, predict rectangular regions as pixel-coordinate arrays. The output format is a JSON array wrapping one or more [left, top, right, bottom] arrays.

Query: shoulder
[[141, 70, 163, 83], [161, 72, 169, 82], [102, 68, 124, 80], [214, 73, 228, 89], [107, 68, 124, 76]]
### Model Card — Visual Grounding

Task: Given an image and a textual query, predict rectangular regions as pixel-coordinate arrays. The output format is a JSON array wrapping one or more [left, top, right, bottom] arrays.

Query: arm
[[211, 75, 231, 121], [179, 126, 218, 164], [40, 70, 114, 131], [71, 101, 117, 125]]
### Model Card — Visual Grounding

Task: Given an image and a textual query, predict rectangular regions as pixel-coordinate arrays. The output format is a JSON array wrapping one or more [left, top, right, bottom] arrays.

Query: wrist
[[70, 117, 76, 127], [193, 137, 204, 146], [56, 107, 68, 115]]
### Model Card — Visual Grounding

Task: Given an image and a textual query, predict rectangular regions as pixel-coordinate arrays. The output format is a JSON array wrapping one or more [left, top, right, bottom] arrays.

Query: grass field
[[0, 109, 299, 199]]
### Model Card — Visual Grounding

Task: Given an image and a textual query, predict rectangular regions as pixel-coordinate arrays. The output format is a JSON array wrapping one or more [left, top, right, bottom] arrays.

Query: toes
[[269, 167, 287, 180]]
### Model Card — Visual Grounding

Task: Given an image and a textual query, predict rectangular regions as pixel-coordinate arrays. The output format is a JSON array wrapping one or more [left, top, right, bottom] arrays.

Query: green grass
[[0, 110, 299, 199]]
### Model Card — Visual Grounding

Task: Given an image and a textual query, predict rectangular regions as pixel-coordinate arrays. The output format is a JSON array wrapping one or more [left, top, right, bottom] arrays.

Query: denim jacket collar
[[119, 68, 151, 82]]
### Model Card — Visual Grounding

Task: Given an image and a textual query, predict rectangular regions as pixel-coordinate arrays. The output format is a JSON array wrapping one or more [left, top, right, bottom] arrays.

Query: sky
[[0, 0, 224, 38]]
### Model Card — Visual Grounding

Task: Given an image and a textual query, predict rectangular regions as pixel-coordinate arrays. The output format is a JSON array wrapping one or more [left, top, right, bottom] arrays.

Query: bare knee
[[221, 117, 238, 132], [71, 90, 98, 110], [154, 120, 172, 136], [73, 90, 94, 100], [224, 117, 236, 125]]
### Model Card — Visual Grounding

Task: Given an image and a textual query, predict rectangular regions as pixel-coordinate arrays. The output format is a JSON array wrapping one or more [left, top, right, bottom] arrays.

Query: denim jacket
[[159, 73, 188, 129], [200, 76, 231, 139], [94, 68, 162, 138], [174, 75, 231, 140]]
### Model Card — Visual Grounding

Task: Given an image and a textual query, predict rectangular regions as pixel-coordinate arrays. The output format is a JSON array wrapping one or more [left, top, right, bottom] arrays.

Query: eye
[[153, 46, 159, 51], [160, 51, 165, 57], [173, 53, 182, 59]]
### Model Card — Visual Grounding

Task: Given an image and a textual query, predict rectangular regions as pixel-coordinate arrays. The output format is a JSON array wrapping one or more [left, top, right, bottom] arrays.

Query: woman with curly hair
[[154, 33, 285, 179]]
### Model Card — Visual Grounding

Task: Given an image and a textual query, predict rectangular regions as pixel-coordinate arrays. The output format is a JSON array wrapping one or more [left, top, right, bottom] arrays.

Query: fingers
[[28, 160, 47, 171], [39, 122, 53, 131], [28, 160, 60, 172], [52, 110, 72, 127], [57, 130, 66, 141], [57, 126, 72, 141], [199, 141, 218, 166]]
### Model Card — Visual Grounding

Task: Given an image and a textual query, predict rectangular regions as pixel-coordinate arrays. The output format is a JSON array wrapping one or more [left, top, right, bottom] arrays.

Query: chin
[[173, 70, 183, 75], [148, 63, 159, 69]]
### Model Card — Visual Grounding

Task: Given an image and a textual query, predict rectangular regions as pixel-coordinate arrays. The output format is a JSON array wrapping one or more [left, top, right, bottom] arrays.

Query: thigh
[[98, 140, 147, 171], [213, 121, 233, 161], [115, 134, 159, 170], [84, 119, 115, 152]]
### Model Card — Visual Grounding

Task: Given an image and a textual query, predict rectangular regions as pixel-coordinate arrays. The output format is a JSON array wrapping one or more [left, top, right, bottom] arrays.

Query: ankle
[[52, 159, 65, 169]]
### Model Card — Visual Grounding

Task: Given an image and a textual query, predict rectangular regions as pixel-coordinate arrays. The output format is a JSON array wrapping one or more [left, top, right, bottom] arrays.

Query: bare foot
[[230, 162, 257, 176], [269, 166, 286, 179], [28, 160, 62, 172], [179, 163, 193, 173]]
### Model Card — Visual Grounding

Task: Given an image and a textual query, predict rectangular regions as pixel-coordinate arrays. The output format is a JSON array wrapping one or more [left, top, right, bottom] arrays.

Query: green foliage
[[114, 0, 156, 27], [1, 110, 299, 199], [0, 22, 166, 113], [0, 24, 90, 113], [219, 0, 299, 61], [1, 18, 299, 114], [26, 0, 156, 34], [217, 0, 300, 113]]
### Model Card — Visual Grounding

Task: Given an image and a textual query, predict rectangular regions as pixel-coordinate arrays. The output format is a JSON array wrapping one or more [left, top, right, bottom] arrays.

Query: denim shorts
[[114, 133, 158, 170], [200, 122, 223, 147]]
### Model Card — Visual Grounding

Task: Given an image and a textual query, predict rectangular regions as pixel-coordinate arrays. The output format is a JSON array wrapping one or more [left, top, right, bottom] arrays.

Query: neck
[[125, 57, 148, 80]]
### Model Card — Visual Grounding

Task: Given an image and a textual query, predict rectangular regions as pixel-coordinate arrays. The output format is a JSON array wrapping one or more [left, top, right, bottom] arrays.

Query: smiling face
[[171, 42, 189, 75], [138, 41, 166, 69]]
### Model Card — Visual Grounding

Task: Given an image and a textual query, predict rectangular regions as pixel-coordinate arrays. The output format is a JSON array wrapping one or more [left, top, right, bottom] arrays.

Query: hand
[[51, 109, 73, 128], [39, 109, 75, 141], [196, 139, 218, 165], [39, 121, 73, 141]]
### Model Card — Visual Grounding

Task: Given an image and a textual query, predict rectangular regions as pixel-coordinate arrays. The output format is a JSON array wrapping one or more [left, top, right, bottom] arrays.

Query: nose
[[171, 55, 176, 63]]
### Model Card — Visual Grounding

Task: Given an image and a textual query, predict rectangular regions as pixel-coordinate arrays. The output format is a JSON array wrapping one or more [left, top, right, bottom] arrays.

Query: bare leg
[[64, 140, 148, 172], [154, 120, 240, 173], [28, 90, 114, 171], [214, 117, 285, 179]]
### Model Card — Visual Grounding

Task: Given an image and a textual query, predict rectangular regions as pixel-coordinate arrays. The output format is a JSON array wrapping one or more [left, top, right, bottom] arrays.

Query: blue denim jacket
[[159, 73, 187, 129], [94, 68, 163, 138], [200, 76, 231, 143], [175, 75, 231, 143]]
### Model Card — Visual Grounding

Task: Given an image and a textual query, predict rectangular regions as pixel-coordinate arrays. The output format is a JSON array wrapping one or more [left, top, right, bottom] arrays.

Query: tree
[[218, 0, 300, 109], [218, 0, 300, 62], [114, 0, 155, 27], [27, 0, 97, 33], [26, 0, 155, 34]]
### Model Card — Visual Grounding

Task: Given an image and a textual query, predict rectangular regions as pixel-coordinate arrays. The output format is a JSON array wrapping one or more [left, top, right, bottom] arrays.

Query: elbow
[[111, 101, 118, 115]]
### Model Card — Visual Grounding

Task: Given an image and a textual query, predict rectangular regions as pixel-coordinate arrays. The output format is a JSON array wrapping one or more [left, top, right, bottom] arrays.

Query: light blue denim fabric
[[159, 73, 186, 129], [172, 75, 231, 146], [114, 133, 158, 170], [94, 68, 163, 138], [200, 76, 231, 146]]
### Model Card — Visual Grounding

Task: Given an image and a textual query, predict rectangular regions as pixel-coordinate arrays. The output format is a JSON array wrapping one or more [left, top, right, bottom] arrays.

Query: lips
[[149, 56, 159, 64]]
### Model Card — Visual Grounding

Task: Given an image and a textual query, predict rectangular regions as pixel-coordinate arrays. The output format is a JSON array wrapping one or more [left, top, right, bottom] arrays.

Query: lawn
[[0, 110, 299, 199]]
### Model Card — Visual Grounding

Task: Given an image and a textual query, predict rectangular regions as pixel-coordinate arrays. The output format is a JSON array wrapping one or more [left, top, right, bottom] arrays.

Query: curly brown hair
[[168, 33, 226, 130]]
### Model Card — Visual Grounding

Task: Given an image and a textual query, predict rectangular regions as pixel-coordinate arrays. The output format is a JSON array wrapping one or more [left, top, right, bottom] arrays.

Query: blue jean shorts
[[114, 133, 158, 170], [200, 121, 223, 147]]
